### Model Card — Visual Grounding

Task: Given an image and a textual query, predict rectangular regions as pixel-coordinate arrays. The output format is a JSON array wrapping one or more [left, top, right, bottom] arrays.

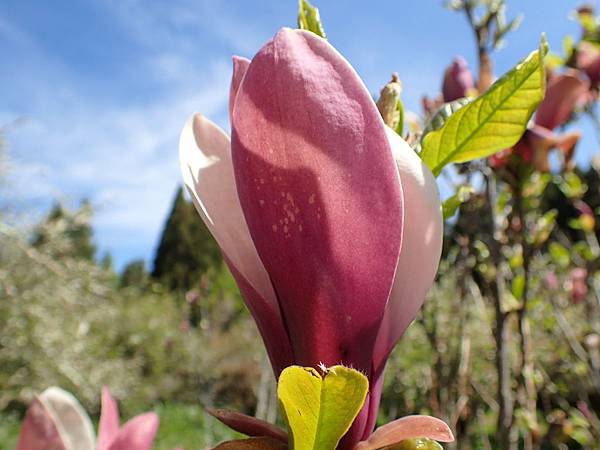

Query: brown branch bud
[[376, 73, 403, 130]]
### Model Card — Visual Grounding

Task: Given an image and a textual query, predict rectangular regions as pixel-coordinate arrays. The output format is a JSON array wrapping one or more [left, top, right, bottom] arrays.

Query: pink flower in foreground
[[15, 387, 159, 450], [180, 28, 445, 448], [442, 56, 475, 102]]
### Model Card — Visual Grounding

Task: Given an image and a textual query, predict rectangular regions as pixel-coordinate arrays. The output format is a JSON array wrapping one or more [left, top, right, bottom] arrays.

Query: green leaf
[[442, 185, 475, 220], [563, 35, 575, 59], [396, 99, 405, 137], [568, 218, 582, 230], [557, 172, 587, 199], [278, 365, 368, 450], [509, 250, 524, 270], [420, 36, 548, 176], [574, 241, 596, 261], [297, 0, 326, 39], [529, 209, 557, 247], [511, 274, 526, 300], [473, 240, 490, 260], [523, 172, 551, 198], [418, 98, 471, 146], [549, 243, 570, 269]]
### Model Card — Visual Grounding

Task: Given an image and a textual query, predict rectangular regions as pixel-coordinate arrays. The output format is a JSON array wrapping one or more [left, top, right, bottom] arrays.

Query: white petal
[[179, 113, 278, 307], [373, 128, 443, 373]]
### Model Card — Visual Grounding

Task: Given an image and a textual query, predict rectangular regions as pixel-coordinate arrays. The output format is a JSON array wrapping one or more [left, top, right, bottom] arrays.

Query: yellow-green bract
[[420, 36, 548, 177], [278, 365, 368, 450]]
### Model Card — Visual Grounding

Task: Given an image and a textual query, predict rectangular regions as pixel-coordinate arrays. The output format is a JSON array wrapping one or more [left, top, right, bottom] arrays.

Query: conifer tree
[[152, 186, 222, 291], [120, 259, 148, 288]]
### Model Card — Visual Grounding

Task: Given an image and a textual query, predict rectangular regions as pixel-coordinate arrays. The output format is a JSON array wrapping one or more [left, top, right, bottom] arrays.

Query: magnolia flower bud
[[576, 42, 600, 87], [442, 57, 474, 102]]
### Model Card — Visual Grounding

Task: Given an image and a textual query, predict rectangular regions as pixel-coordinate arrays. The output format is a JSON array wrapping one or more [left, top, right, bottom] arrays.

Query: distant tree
[[101, 252, 114, 271], [32, 200, 96, 261], [120, 259, 148, 288], [152, 186, 222, 291]]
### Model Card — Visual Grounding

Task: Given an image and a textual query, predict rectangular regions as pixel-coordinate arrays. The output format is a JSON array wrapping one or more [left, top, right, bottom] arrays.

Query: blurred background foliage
[[0, 156, 263, 448]]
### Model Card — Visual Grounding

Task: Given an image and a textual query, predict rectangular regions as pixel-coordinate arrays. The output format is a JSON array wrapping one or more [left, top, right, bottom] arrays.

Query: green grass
[[153, 403, 240, 450], [0, 413, 19, 450], [0, 403, 241, 450]]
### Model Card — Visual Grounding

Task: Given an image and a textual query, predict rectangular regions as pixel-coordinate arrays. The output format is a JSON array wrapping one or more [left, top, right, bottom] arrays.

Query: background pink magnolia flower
[[575, 41, 600, 87], [491, 70, 589, 171], [98, 387, 159, 450], [442, 56, 475, 102], [180, 28, 444, 448], [568, 267, 589, 304], [15, 387, 159, 450], [15, 387, 94, 450], [543, 272, 559, 291]]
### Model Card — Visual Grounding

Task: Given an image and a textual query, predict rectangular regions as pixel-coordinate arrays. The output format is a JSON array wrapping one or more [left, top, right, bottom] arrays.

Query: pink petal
[[570, 267, 589, 304], [39, 387, 96, 450], [556, 131, 581, 167], [522, 125, 558, 172], [224, 254, 293, 374], [98, 387, 120, 450], [179, 114, 293, 373], [353, 415, 454, 450], [535, 71, 590, 130], [15, 397, 68, 450], [576, 41, 600, 85], [231, 28, 403, 372], [108, 413, 159, 450], [362, 372, 385, 440], [206, 408, 288, 443], [371, 128, 443, 376], [229, 56, 251, 124], [338, 374, 384, 449]]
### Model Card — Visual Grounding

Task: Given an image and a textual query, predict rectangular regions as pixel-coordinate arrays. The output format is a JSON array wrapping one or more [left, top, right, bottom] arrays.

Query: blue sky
[[0, 0, 596, 271]]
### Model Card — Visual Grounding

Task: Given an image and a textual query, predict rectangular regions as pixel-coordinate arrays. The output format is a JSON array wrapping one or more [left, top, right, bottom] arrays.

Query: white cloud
[[1, 2, 238, 269], [100, 0, 267, 57]]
